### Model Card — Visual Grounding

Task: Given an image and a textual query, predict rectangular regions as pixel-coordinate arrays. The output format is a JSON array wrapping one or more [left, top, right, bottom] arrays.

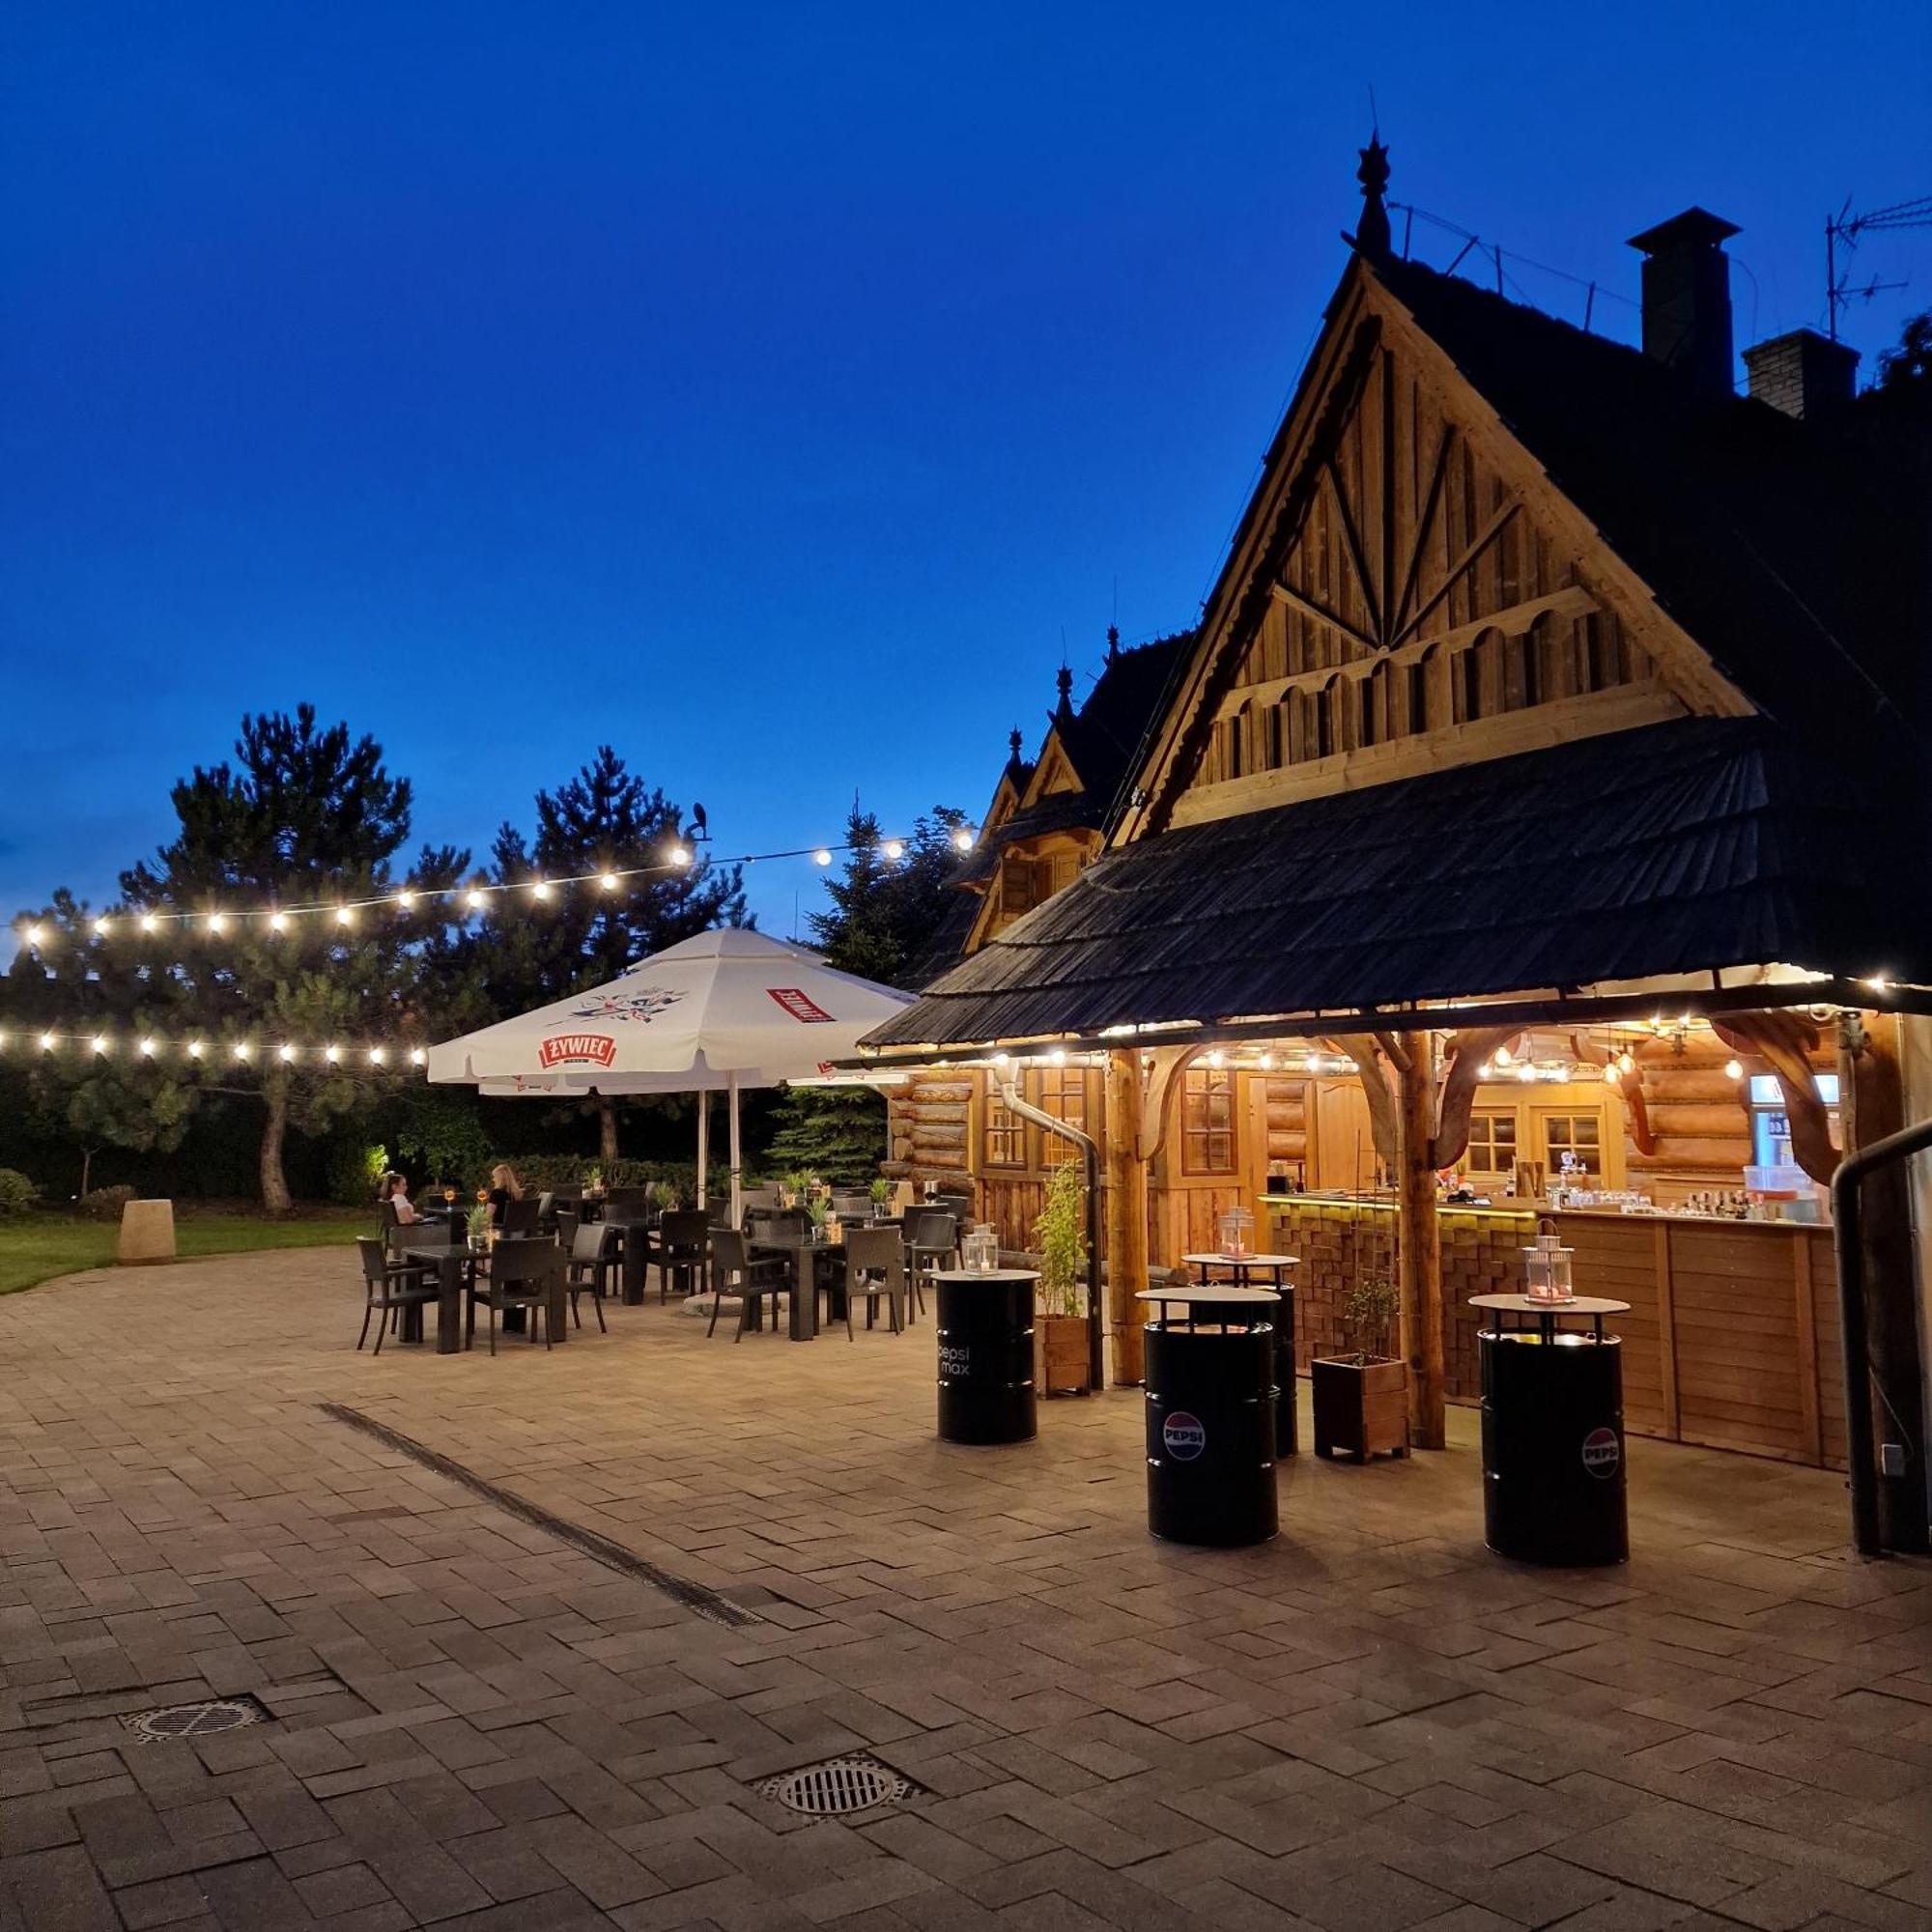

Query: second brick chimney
[[1742, 327, 1860, 421], [1628, 208, 1741, 397]]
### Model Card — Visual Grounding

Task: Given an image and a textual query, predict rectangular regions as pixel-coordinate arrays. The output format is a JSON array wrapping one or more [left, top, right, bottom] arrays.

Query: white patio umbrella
[[425, 928, 915, 1225]]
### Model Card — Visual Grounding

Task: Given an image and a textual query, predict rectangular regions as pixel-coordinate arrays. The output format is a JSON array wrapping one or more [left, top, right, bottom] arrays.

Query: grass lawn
[[0, 1208, 368, 1296]]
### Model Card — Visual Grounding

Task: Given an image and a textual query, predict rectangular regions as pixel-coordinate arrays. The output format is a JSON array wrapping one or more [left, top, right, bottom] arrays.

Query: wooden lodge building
[[867, 146, 1932, 1548]]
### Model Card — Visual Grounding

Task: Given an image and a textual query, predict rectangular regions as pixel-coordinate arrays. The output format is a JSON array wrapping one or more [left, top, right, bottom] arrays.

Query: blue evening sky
[[4, 1, 1928, 939]]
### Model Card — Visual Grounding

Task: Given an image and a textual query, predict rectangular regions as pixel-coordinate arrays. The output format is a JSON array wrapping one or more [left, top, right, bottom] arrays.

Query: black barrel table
[[1181, 1252, 1299, 1456], [936, 1268, 1038, 1444], [1471, 1293, 1631, 1567], [1137, 1286, 1278, 1547]]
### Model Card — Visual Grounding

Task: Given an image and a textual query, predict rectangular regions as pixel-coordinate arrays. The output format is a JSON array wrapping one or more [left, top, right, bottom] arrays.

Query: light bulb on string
[[882, 839, 904, 861], [952, 827, 976, 851], [232, 1040, 251, 1061], [1492, 1044, 1512, 1067], [139, 915, 157, 934], [668, 844, 692, 868], [600, 872, 619, 892], [530, 881, 551, 901], [139, 1038, 156, 1058], [1207, 1049, 1224, 1067], [1618, 1051, 1634, 1073], [39, 1033, 56, 1052], [269, 912, 288, 933], [91, 1035, 108, 1055], [395, 891, 416, 911], [1258, 1051, 1273, 1071], [187, 1040, 204, 1060], [367, 1046, 385, 1066], [465, 889, 486, 911], [334, 907, 355, 929], [206, 913, 227, 935], [408, 1047, 424, 1066], [278, 1044, 297, 1063], [325, 1045, 340, 1065], [812, 849, 832, 867], [1724, 1058, 1744, 1081], [22, 923, 44, 947], [92, 918, 111, 937], [1604, 1061, 1621, 1085]]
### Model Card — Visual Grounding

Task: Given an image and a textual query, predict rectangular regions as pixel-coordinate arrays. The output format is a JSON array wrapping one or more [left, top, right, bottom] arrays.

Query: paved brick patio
[[1, 1248, 1928, 1931]]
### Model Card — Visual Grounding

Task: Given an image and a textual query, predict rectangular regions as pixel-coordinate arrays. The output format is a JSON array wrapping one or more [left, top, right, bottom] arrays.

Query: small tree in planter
[[1031, 1160, 1092, 1396], [1311, 1275, 1409, 1460]]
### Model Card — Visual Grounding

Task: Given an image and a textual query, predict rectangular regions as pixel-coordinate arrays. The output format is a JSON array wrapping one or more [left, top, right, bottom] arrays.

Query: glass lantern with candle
[[963, 1227, 999, 1273], [1216, 1206, 1254, 1259]]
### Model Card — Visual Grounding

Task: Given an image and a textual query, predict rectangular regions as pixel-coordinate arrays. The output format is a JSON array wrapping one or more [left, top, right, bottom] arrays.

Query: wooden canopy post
[[1391, 1029, 1446, 1449], [1840, 1011, 1929, 1555], [1104, 1050, 1149, 1386]]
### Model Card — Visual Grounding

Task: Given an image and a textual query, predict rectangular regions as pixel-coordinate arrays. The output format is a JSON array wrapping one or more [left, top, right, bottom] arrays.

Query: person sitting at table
[[486, 1163, 525, 1227], [380, 1173, 418, 1225]]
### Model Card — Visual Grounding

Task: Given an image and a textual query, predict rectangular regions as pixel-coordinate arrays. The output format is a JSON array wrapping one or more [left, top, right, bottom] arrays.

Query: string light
[[232, 1041, 251, 1061], [139, 914, 157, 934], [952, 827, 976, 851], [530, 880, 552, 900], [23, 923, 45, 946], [600, 872, 620, 892], [368, 1046, 385, 1065], [813, 849, 832, 867], [1603, 1061, 1621, 1086], [325, 1045, 340, 1064], [409, 1047, 424, 1065], [92, 918, 111, 937], [1724, 1058, 1744, 1081], [139, 1037, 156, 1058], [39, 1032, 55, 1052], [395, 891, 416, 911], [465, 889, 486, 911], [1492, 1044, 1513, 1067], [278, 1043, 297, 1063], [270, 911, 289, 933], [91, 1035, 108, 1055], [882, 839, 905, 861], [206, 913, 227, 934], [0, 1027, 429, 1067], [334, 907, 354, 928], [1618, 1051, 1635, 1073], [187, 1041, 204, 1059], [668, 844, 692, 868]]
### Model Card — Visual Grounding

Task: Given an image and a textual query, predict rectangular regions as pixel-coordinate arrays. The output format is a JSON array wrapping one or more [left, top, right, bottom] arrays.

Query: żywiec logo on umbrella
[[538, 1034, 617, 1069], [767, 987, 834, 1023]]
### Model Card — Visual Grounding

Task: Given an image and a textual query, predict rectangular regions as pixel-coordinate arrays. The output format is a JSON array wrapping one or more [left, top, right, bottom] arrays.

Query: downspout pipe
[[1001, 1077, 1106, 1390], [1830, 1115, 1932, 1557]]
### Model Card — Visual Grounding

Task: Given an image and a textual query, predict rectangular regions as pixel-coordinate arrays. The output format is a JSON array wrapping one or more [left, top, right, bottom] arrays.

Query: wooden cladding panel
[[1264, 1201, 1840, 1470]]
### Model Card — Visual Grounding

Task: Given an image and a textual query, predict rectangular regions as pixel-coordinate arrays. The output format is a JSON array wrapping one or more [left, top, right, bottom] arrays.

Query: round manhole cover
[[756, 1754, 913, 1817], [121, 1696, 269, 1745]]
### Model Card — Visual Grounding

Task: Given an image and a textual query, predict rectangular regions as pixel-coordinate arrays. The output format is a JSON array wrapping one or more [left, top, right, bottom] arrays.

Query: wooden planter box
[[1310, 1355, 1409, 1461], [1035, 1313, 1093, 1397]]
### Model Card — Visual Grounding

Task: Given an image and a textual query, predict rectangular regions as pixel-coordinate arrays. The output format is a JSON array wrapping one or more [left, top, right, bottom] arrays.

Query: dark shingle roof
[[866, 717, 1929, 1048]]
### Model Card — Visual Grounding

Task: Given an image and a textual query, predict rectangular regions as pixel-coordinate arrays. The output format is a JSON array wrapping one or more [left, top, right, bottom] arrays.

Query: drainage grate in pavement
[[120, 1694, 271, 1746], [756, 1753, 917, 1817]]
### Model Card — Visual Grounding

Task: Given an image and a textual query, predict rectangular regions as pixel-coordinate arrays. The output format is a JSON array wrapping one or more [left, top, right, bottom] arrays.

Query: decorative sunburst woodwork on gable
[[1122, 265, 1753, 839]]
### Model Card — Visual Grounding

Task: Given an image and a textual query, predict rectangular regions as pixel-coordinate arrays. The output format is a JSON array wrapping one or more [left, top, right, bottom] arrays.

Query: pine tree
[[55, 706, 470, 1210], [761, 1085, 887, 1185]]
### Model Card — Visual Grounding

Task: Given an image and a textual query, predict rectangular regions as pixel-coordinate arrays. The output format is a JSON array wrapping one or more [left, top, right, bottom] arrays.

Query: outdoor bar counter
[[1263, 1194, 1845, 1470]]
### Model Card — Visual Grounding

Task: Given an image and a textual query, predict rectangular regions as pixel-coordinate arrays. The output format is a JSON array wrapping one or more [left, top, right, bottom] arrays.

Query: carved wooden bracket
[[1432, 1027, 1523, 1169], [1712, 1011, 1836, 1185], [1137, 1044, 1208, 1164], [1328, 1035, 1400, 1173], [1608, 1064, 1657, 1155]]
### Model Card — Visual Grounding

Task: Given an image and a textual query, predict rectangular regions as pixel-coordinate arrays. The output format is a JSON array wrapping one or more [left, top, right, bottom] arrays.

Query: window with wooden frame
[[1180, 1066, 1236, 1175], [1034, 1066, 1088, 1163], [982, 1084, 1025, 1169], [1542, 1112, 1603, 1176], [1463, 1110, 1519, 1178]]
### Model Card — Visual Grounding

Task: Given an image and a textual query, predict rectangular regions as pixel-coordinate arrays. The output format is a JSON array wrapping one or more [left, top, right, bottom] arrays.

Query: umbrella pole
[[696, 1090, 709, 1208], [728, 1071, 743, 1229]]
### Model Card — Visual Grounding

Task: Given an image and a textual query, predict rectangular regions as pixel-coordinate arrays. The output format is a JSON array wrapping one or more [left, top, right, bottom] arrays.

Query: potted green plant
[[868, 1177, 892, 1221], [1311, 1276, 1408, 1460], [1031, 1160, 1092, 1397]]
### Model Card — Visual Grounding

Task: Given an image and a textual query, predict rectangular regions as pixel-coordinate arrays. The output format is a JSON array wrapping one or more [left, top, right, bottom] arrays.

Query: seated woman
[[486, 1163, 525, 1228], [381, 1173, 418, 1225]]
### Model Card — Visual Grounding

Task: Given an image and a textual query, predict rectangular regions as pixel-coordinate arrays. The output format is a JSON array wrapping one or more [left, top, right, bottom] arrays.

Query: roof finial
[[1055, 662, 1074, 713], [1352, 130, 1391, 259], [1009, 725, 1024, 759], [1106, 623, 1121, 664]]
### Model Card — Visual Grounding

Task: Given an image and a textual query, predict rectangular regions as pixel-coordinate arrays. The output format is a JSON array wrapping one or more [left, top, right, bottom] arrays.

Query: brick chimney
[[1627, 208, 1741, 396], [1742, 327, 1860, 421]]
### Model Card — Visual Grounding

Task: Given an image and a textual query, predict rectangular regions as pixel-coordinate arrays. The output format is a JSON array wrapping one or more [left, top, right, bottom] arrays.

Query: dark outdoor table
[[749, 1236, 847, 1339], [1182, 1253, 1300, 1455], [598, 1218, 654, 1304], [1468, 1293, 1629, 1343], [422, 1249, 475, 1353]]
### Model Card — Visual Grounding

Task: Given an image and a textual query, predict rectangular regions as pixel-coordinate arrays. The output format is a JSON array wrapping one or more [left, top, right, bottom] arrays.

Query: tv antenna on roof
[[1826, 192, 1931, 340]]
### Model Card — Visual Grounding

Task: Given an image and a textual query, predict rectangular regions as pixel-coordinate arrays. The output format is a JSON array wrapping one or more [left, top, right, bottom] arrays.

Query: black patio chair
[[468, 1239, 562, 1355], [604, 1186, 653, 1218], [354, 1237, 439, 1355], [563, 1222, 616, 1332], [706, 1229, 793, 1341], [902, 1210, 958, 1323], [649, 1209, 711, 1300], [840, 1227, 906, 1339], [499, 1195, 543, 1237]]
